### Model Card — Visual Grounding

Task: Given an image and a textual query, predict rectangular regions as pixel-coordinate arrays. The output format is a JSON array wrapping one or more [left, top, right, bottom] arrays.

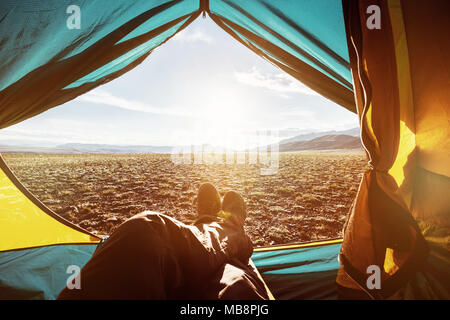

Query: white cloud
[[234, 67, 318, 96], [0, 120, 106, 145], [172, 29, 213, 44], [0, 118, 162, 146], [78, 89, 190, 117]]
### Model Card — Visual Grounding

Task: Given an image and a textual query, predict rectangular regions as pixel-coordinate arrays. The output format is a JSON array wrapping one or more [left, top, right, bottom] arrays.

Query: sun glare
[[197, 87, 248, 126], [191, 83, 255, 149]]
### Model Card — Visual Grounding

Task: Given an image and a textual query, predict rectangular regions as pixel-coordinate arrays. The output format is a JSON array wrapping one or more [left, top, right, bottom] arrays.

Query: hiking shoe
[[221, 191, 246, 222], [197, 183, 221, 216]]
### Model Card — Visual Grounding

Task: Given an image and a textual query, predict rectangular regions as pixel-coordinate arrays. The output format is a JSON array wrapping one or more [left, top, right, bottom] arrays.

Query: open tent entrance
[[1, 12, 362, 248], [1, 0, 447, 300], [0, 1, 358, 300]]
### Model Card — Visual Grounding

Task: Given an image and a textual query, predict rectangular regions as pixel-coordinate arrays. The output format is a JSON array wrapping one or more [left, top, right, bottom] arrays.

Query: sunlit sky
[[0, 16, 358, 149]]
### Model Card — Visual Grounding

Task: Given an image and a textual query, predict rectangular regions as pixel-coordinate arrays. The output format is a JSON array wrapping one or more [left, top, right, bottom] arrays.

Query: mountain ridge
[[279, 134, 362, 152], [0, 128, 362, 153]]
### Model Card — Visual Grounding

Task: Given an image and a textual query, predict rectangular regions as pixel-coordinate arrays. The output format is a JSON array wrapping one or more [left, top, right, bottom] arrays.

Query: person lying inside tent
[[58, 183, 271, 299]]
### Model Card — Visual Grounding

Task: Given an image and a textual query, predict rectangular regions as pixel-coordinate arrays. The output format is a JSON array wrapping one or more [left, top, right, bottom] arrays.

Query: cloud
[[78, 90, 190, 117], [0, 118, 161, 146], [0, 120, 105, 145], [172, 29, 213, 44], [234, 67, 318, 96]]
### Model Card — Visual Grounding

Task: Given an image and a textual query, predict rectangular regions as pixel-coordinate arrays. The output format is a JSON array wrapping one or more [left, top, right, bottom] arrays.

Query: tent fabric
[[0, 244, 98, 299], [0, 0, 355, 130], [0, 240, 340, 300], [0, 0, 357, 300], [252, 240, 342, 300], [63, 17, 191, 90], [0, 0, 448, 300], [0, 154, 100, 252], [337, 0, 449, 299], [0, 0, 201, 129], [208, 0, 356, 112], [387, 225, 450, 299], [0, 0, 198, 91]]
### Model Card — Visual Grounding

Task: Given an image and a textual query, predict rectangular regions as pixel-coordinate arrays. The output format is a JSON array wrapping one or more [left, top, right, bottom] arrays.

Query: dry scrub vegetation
[[4, 152, 367, 246]]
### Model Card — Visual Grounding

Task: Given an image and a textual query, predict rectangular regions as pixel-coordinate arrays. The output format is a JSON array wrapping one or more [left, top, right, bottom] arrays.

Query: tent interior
[[0, 0, 449, 300]]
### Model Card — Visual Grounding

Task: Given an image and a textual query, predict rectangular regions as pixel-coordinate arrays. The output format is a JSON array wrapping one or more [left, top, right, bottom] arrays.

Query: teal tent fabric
[[209, 0, 352, 89], [0, 0, 354, 130], [0, 0, 200, 129], [63, 17, 191, 89], [0, 244, 98, 299], [208, 0, 355, 112], [0, 241, 341, 300], [252, 243, 341, 300], [0, 0, 199, 91]]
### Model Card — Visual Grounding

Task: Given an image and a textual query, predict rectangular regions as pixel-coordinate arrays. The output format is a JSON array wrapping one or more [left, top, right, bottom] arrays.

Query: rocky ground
[[4, 152, 367, 246]]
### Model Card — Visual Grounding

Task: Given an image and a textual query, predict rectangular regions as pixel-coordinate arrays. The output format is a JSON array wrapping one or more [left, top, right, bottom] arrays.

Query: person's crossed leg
[[58, 183, 270, 299]]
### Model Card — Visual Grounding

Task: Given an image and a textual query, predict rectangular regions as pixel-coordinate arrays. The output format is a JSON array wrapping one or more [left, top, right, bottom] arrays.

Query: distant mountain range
[[278, 127, 360, 144], [56, 143, 173, 154], [278, 134, 362, 152], [259, 127, 362, 152], [0, 128, 362, 154], [0, 143, 172, 154]]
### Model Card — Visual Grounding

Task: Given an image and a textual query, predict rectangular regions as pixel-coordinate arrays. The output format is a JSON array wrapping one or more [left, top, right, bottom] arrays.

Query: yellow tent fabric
[[337, 0, 449, 298], [0, 155, 99, 252]]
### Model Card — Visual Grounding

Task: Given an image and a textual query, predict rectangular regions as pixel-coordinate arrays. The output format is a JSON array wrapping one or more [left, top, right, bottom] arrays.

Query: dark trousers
[[58, 212, 270, 299]]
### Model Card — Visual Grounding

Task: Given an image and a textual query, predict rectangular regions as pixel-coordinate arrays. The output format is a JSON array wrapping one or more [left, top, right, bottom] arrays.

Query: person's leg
[[197, 182, 222, 216], [58, 184, 253, 299], [196, 190, 271, 300], [221, 190, 247, 221], [58, 213, 185, 299], [185, 185, 254, 290]]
